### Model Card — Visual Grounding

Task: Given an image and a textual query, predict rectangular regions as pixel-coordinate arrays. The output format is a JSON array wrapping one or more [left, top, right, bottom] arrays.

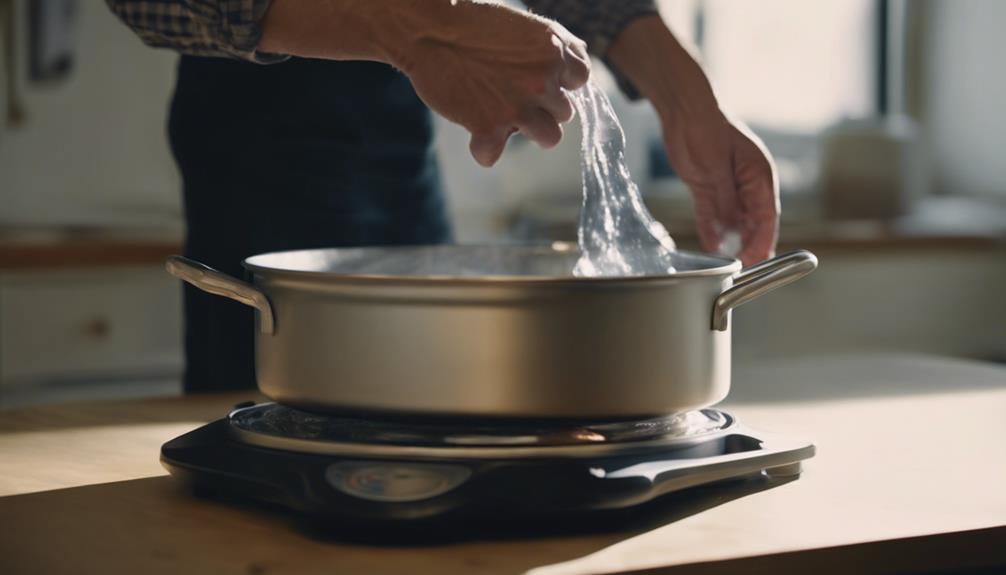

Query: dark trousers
[[168, 56, 450, 393]]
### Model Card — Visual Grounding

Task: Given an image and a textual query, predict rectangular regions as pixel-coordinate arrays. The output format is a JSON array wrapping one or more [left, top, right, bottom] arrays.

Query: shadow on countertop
[[0, 473, 791, 574]]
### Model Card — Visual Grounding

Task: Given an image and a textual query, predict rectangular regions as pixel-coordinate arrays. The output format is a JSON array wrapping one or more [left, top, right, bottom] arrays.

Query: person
[[106, 0, 779, 393]]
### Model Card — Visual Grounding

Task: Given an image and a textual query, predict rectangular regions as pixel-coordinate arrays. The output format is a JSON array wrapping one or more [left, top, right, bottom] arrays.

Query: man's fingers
[[468, 98, 565, 166], [555, 35, 590, 90], [733, 127, 780, 265], [737, 187, 778, 266], [517, 107, 563, 149], [714, 170, 741, 234], [736, 186, 779, 265], [469, 127, 512, 167], [541, 86, 574, 124], [691, 190, 724, 254], [565, 35, 590, 67], [688, 167, 743, 257], [738, 221, 777, 267]]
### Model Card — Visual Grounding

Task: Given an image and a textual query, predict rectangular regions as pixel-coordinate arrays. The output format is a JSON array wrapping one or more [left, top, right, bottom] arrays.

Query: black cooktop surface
[[161, 403, 814, 527]]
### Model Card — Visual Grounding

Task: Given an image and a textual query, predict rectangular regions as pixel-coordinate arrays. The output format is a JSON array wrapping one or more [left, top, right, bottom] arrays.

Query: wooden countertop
[[0, 226, 999, 272], [2, 196, 1004, 271], [512, 195, 1006, 255], [0, 228, 182, 270], [1, 354, 1004, 574]]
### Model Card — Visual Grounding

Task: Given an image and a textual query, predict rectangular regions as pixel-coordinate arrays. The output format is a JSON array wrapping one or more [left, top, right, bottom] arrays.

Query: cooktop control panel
[[325, 462, 472, 502]]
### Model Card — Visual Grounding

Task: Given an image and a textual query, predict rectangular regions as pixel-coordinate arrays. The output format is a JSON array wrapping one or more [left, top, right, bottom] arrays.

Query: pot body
[[166, 245, 816, 419], [254, 272, 733, 418]]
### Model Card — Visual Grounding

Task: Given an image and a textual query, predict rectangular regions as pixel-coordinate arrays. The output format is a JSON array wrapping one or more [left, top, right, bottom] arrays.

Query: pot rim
[[243, 242, 742, 286]]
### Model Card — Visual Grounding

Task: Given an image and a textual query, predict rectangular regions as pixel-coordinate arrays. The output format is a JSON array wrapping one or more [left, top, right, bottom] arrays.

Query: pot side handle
[[165, 255, 275, 335], [711, 250, 818, 332]]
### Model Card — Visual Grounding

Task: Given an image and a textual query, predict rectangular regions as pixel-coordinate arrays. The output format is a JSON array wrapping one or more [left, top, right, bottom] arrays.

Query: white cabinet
[[0, 0, 180, 227], [0, 266, 183, 384]]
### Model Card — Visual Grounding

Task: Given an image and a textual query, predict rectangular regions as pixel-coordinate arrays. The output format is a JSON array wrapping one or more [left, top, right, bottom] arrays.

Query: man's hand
[[399, 2, 590, 167], [607, 16, 779, 266], [660, 110, 779, 266], [260, 0, 590, 167]]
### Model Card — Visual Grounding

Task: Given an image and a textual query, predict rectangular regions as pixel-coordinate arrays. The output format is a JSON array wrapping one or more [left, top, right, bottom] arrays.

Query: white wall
[[925, 0, 1006, 198], [0, 0, 180, 227]]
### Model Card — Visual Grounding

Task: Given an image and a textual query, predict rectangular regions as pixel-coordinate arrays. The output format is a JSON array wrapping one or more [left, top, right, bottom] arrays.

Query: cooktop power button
[[325, 462, 472, 502]]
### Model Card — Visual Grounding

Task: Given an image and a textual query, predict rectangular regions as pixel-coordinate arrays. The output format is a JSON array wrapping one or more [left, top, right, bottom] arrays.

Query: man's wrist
[[377, 0, 463, 73]]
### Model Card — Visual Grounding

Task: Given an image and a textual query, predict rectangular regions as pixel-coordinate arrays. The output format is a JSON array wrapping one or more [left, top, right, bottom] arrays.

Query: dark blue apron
[[169, 56, 451, 393]]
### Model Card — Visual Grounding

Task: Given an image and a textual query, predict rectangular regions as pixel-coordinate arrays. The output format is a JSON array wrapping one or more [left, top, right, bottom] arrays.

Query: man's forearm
[[259, 0, 536, 74], [106, 0, 449, 68], [258, 0, 400, 65], [606, 15, 722, 120]]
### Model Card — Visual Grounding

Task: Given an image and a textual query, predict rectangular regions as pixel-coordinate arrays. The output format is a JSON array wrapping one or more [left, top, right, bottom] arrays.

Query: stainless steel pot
[[166, 244, 817, 418]]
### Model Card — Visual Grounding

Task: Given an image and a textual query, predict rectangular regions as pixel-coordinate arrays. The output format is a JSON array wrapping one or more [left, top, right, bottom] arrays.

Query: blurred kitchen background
[[0, 0, 1003, 408]]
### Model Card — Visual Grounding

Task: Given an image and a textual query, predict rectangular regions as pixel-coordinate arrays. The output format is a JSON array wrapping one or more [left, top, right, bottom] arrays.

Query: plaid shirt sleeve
[[523, 0, 660, 99], [105, 0, 286, 63], [106, 0, 658, 93]]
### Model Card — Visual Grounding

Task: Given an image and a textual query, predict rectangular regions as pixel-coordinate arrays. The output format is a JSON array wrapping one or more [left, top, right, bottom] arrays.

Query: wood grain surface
[[1, 355, 1004, 575]]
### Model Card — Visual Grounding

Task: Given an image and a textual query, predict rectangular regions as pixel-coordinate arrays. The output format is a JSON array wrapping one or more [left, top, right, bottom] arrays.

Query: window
[[649, 0, 884, 196], [659, 0, 880, 134]]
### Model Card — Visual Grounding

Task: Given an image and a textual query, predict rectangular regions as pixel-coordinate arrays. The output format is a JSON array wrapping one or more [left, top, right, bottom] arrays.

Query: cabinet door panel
[[0, 268, 182, 384]]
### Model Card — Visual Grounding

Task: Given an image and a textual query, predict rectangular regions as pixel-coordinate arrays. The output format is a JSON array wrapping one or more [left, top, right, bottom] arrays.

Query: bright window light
[[660, 0, 879, 133]]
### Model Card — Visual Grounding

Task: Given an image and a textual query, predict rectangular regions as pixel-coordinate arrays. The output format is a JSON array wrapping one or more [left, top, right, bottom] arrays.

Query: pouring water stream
[[571, 81, 677, 276]]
